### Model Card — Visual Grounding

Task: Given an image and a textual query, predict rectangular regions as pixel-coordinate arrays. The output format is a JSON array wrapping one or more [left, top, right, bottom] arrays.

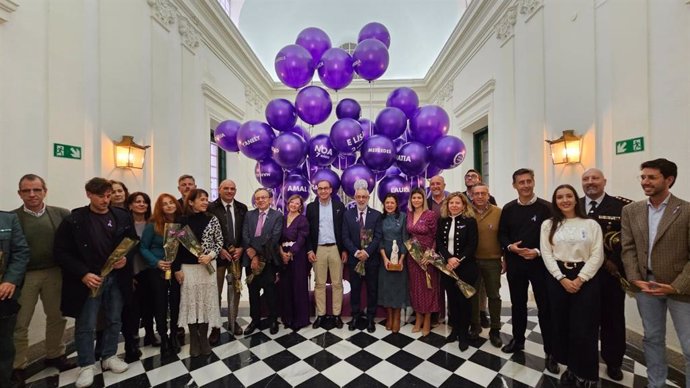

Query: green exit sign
[[53, 143, 82, 160], [615, 137, 644, 155]]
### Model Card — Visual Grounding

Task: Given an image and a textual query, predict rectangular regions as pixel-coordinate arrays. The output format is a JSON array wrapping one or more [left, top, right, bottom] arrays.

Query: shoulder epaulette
[[614, 196, 633, 204]]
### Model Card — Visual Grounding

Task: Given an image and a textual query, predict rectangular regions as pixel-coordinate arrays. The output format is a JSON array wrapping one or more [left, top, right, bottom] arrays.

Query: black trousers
[[247, 264, 277, 322], [348, 261, 379, 320], [0, 313, 17, 387], [505, 256, 553, 354], [548, 263, 601, 381], [147, 268, 173, 336], [599, 269, 626, 368], [444, 276, 471, 338]]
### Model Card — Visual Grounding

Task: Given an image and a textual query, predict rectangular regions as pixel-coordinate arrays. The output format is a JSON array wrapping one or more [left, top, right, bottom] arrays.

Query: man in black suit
[[306, 180, 347, 329], [241, 188, 283, 335], [207, 179, 248, 343], [342, 183, 382, 333], [580, 168, 630, 381]]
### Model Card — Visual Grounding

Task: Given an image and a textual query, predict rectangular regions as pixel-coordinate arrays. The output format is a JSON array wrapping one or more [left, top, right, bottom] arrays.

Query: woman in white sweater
[[540, 184, 603, 388]]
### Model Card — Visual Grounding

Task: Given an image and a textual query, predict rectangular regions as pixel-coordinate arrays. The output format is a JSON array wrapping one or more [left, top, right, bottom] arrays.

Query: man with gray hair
[[342, 180, 382, 333]]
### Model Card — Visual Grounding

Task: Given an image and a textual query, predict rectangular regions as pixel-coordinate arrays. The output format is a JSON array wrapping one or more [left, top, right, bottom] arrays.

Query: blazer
[[436, 215, 479, 284], [306, 199, 346, 254], [621, 194, 690, 302], [579, 193, 630, 271], [342, 207, 383, 266], [241, 208, 283, 267], [207, 198, 248, 248], [53, 206, 137, 318], [0, 211, 30, 290]]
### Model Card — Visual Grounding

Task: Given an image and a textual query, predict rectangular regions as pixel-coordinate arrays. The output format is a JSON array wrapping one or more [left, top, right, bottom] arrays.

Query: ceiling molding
[[0, 0, 18, 24], [453, 79, 496, 130], [202, 82, 245, 120]]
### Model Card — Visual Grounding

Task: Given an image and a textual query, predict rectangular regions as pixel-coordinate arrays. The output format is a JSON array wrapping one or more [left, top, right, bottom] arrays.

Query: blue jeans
[[74, 276, 124, 366], [635, 289, 690, 388]]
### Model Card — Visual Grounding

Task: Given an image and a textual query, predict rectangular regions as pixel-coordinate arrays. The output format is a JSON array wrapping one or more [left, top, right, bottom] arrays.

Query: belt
[[558, 261, 585, 270], [318, 243, 336, 247]]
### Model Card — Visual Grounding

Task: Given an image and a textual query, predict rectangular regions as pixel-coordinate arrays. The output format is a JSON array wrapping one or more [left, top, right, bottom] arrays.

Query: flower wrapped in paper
[[176, 225, 215, 274], [245, 260, 265, 285], [226, 245, 243, 293], [162, 223, 182, 280], [404, 238, 432, 289], [423, 250, 476, 299], [355, 229, 373, 276], [92, 237, 139, 297]]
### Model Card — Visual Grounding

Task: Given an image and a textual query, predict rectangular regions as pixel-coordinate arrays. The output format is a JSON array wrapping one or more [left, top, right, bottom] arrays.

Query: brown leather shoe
[[44, 355, 77, 372], [208, 327, 221, 346], [232, 321, 244, 336]]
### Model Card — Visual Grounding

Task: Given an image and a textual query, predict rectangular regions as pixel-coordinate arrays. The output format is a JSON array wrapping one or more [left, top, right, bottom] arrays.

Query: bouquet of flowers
[[245, 260, 265, 285], [177, 225, 215, 274], [354, 229, 373, 276], [92, 237, 139, 297], [226, 245, 243, 293], [423, 250, 477, 299], [162, 223, 182, 280], [404, 238, 432, 289]]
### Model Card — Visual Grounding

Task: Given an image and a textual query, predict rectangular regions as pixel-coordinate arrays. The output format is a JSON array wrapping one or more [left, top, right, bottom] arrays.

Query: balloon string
[[280, 171, 286, 214], [369, 82, 373, 125]]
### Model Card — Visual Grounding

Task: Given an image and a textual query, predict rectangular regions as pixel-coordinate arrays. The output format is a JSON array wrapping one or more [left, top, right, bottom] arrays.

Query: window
[[473, 127, 489, 184], [210, 130, 227, 201]]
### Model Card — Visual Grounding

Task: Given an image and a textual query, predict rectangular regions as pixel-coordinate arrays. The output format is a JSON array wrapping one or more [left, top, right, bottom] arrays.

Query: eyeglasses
[[465, 174, 480, 179], [255, 195, 269, 200], [317, 187, 331, 191], [19, 188, 44, 194]]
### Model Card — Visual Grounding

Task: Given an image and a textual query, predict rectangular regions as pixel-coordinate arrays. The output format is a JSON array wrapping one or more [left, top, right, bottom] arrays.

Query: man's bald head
[[581, 168, 607, 199]]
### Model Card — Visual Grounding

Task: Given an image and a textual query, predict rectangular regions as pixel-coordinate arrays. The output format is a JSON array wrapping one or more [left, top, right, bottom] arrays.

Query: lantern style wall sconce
[[545, 130, 582, 165], [114, 136, 150, 169]]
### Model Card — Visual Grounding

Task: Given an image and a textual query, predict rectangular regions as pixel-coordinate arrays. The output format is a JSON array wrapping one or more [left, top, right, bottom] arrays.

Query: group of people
[[0, 157, 687, 388]]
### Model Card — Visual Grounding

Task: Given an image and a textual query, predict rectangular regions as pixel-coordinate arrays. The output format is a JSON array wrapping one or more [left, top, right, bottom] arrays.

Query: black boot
[[198, 323, 212, 355], [124, 340, 142, 363], [169, 332, 181, 354], [144, 327, 161, 347], [188, 324, 201, 357], [159, 334, 171, 357]]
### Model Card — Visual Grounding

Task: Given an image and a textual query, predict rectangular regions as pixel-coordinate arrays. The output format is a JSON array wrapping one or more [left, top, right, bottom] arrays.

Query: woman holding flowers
[[378, 193, 409, 334]]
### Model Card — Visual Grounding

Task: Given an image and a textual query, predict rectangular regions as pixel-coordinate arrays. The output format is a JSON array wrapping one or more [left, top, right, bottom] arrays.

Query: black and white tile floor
[[23, 307, 684, 388]]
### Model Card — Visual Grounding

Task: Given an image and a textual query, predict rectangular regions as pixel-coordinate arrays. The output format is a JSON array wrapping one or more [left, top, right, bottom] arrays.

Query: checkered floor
[[23, 307, 684, 388]]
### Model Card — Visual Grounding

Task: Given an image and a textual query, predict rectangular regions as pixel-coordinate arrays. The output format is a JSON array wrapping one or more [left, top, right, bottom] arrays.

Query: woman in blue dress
[[378, 193, 409, 334]]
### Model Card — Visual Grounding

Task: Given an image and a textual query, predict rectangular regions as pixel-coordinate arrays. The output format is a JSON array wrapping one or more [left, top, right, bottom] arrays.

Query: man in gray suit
[[621, 158, 690, 388], [242, 188, 283, 335]]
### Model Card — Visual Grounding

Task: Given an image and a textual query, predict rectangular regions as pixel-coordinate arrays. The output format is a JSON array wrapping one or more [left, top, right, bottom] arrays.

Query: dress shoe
[[458, 337, 469, 351], [44, 355, 77, 372], [467, 327, 480, 340], [160, 335, 172, 357], [489, 329, 503, 348], [244, 321, 258, 335], [366, 320, 376, 333], [479, 311, 490, 328], [606, 365, 623, 381], [575, 377, 597, 388], [169, 333, 181, 354], [312, 315, 324, 329], [232, 321, 244, 336], [11, 369, 26, 388], [334, 315, 344, 329], [560, 369, 576, 385], [208, 327, 221, 346], [144, 332, 161, 347], [545, 353, 560, 374], [176, 327, 186, 346], [270, 320, 279, 335], [501, 339, 524, 353], [445, 330, 458, 343], [347, 315, 359, 331], [124, 343, 142, 363]]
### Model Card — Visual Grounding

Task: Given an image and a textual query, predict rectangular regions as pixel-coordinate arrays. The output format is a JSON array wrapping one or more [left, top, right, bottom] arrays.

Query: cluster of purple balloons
[[275, 23, 391, 90]]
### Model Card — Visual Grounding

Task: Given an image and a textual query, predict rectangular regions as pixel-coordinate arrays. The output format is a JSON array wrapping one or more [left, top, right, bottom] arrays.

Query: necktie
[[255, 212, 265, 237], [589, 200, 597, 216], [226, 204, 235, 245], [359, 211, 365, 229]]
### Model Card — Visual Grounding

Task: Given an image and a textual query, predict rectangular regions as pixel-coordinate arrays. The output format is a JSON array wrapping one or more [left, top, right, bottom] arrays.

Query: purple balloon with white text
[[375, 107, 407, 139], [310, 169, 341, 193], [361, 135, 396, 172], [283, 174, 311, 201], [430, 135, 466, 169], [237, 120, 276, 161], [318, 47, 354, 91], [308, 134, 338, 167], [265, 99, 297, 132], [295, 86, 332, 125], [254, 159, 283, 189], [214, 120, 241, 153], [352, 39, 389, 81], [358, 22, 391, 49], [378, 175, 410, 204], [396, 141, 429, 176], [274, 44, 315, 89], [386, 87, 419, 119], [409, 105, 450, 146], [341, 164, 375, 197], [296, 27, 332, 64], [330, 118, 364, 154], [336, 98, 361, 120], [271, 132, 307, 170]]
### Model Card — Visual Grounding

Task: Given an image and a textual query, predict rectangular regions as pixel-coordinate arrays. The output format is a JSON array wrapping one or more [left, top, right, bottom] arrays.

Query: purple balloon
[[274, 44, 315, 89], [353, 39, 389, 81], [318, 48, 354, 91], [361, 135, 396, 171], [430, 135, 467, 169], [396, 141, 429, 176], [375, 107, 407, 139], [393, 138, 406, 153], [358, 22, 391, 49], [332, 153, 356, 170], [214, 120, 240, 153], [341, 164, 375, 197], [254, 160, 283, 189], [308, 134, 338, 167], [336, 99, 361, 120], [386, 87, 419, 119], [409, 105, 450, 146], [265, 99, 297, 132], [283, 174, 311, 201], [271, 132, 308, 169], [237, 121, 276, 160], [377, 175, 410, 204], [359, 118, 376, 141], [296, 27, 332, 64], [310, 169, 341, 193], [295, 86, 332, 125], [375, 164, 401, 181], [330, 118, 364, 154], [425, 164, 443, 178], [285, 124, 311, 142]]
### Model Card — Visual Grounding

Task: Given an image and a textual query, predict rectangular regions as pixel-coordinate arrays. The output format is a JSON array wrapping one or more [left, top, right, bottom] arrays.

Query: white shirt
[[23, 203, 46, 217], [584, 193, 606, 214], [540, 217, 604, 281], [447, 215, 459, 256]]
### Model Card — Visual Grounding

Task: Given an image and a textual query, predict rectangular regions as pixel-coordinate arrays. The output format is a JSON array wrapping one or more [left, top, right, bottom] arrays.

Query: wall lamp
[[545, 130, 582, 165], [114, 136, 150, 169]]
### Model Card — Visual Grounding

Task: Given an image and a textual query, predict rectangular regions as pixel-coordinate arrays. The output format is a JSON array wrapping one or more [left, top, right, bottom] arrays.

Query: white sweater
[[540, 217, 604, 281]]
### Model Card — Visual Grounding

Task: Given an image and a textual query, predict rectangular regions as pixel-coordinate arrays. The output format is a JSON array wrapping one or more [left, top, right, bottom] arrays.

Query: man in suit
[[427, 175, 447, 215], [306, 180, 347, 329], [207, 179, 247, 343], [342, 183, 382, 333], [241, 188, 283, 335], [0, 210, 30, 388], [621, 158, 690, 388], [580, 168, 631, 381]]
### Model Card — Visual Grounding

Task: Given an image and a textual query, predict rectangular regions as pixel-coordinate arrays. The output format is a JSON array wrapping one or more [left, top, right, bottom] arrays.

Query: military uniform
[[580, 194, 632, 372]]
